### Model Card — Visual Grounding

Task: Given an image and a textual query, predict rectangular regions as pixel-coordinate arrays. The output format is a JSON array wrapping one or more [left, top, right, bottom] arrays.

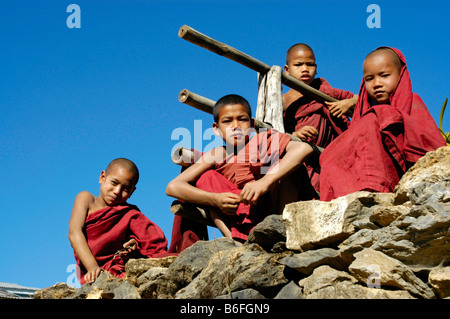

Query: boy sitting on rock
[[166, 94, 315, 243], [69, 158, 173, 284]]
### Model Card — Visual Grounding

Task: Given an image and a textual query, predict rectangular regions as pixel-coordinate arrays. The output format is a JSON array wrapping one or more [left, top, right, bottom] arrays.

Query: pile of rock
[[34, 146, 450, 299]]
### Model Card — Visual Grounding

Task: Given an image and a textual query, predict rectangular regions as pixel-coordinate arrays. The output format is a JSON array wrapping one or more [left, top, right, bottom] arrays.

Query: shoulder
[[74, 191, 95, 206], [70, 191, 96, 223], [201, 146, 226, 165], [283, 89, 301, 108], [76, 190, 95, 200]]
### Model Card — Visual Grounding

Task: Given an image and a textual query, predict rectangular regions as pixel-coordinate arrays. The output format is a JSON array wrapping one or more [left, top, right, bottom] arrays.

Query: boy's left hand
[[118, 238, 137, 257], [240, 180, 269, 206], [325, 100, 354, 117]]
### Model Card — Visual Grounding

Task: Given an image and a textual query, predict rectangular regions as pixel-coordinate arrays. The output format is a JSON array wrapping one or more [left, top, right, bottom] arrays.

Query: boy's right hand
[[293, 126, 318, 141], [84, 266, 102, 284], [212, 192, 241, 215]]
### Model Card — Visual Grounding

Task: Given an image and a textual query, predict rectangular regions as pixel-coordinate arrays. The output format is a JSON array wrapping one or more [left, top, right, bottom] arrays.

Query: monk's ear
[[284, 64, 290, 74], [212, 122, 221, 137], [99, 170, 107, 184]]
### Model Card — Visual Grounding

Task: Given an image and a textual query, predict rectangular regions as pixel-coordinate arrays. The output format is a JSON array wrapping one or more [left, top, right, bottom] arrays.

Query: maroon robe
[[195, 129, 292, 241], [284, 78, 353, 191], [319, 47, 446, 201], [73, 204, 173, 285]]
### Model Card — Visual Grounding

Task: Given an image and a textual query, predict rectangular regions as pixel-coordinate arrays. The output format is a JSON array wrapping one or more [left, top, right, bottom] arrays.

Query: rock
[[138, 273, 183, 299], [216, 288, 266, 299], [339, 201, 450, 268], [408, 181, 450, 206], [280, 248, 347, 276], [33, 283, 77, 299], [136, 267, 168, 286], [69, 272, 118, 299], [283, 191, 393, 251], [102, 280, 141, 299], [175, 244, 288, 299], [69, 272, 141, 299], [429, 267, 450, 298], [348, 248, 435, 299], [394, 146, 450, 204], [369, 204, 411, 227], [169, 237, 237, 281], [125, 255, 177, 285], [246, 214, 286, 251], [138, 237, 237, 299], [299, 265, 414, 299], [273, 281, 302, 299]]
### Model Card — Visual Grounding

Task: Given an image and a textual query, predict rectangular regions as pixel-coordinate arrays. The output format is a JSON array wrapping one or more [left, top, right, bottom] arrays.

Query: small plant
[[439, 98, 450, 145]]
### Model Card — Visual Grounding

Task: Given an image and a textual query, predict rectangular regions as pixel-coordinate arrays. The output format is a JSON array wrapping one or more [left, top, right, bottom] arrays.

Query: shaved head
[[286, 43, 315, 64], [364, 47, 402, 72], [105, 158, 139, 186]]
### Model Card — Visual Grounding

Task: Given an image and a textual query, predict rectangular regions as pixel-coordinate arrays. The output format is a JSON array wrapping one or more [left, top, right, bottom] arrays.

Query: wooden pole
[[171, 146, 194, 167], [178, 25, 338, 103], [178, 89, 216, 114], [256, 66, 285, 133], [178, 89, 271, 130]]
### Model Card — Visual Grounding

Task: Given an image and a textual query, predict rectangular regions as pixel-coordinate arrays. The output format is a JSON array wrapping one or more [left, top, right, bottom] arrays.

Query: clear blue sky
[[1, 0, 448, 289]]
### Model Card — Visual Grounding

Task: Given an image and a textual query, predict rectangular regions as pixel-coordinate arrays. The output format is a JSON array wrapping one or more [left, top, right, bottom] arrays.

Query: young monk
[[166, 94, 315, 243], [69, 158, 172, 285], [319, 47, 446, 201], [283, 43, 358, 192]]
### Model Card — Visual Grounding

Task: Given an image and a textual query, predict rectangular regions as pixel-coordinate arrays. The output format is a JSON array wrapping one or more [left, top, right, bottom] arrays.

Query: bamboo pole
[[178, 89, 271, 130], [178, 89, 216, 114], [171, 146, 194, 167], [178, 25, 338, 103]]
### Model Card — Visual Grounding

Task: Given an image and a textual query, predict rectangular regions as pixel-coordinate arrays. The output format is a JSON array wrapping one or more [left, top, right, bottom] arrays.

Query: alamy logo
[[366, 4, 381, 29], [66, 4, 81, 29], [366, 264, 381, 288], [66, 263, 81, 287]]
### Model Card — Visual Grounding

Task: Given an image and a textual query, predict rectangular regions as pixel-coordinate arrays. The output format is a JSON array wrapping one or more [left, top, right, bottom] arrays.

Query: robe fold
[[168, 215, 208, 254], [74, 204, 172, 284], [319, 47, 446, 201], [283, 78, 353, 191]]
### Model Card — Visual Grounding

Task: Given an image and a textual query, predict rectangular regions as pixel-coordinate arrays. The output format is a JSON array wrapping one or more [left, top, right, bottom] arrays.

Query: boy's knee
[[196, 169, 224, 185]]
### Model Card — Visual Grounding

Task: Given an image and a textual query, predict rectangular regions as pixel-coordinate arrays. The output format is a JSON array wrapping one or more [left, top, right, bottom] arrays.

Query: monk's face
[[284, 49, 317, 85], [213, 103, 253, 147], [99, 165, 136, 206], [363, 52, 401, 104]]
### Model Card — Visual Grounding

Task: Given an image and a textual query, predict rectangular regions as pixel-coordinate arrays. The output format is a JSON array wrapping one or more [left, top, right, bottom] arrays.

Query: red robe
[[319, 47, 446, 201], [74, 204, 173, 285], [168, 148, 210, 254], [168, 215, 208, 254], [283, 78, 353, 191], [195, 129, 293, 241]]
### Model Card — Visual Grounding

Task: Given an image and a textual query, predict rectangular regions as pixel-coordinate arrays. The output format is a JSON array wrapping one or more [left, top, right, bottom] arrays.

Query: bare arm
[[68, 191, 101, 283], [240, 140, 313, 205], [325, 95, 358, 117], [292, 125, 319, 141], [166, 147, 241, 214]]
